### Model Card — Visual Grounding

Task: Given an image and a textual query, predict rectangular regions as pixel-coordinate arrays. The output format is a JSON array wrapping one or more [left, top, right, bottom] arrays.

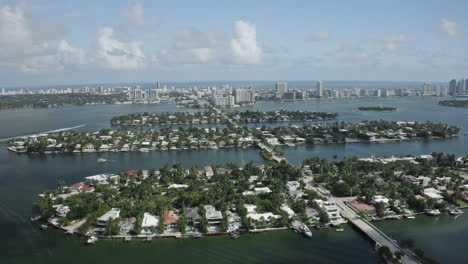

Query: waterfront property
[[35, 153, 468, 245]]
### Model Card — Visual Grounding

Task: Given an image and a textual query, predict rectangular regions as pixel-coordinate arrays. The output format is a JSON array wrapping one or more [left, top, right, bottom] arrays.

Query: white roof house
[[372, 195, 390, 204], [141, 212, 159, 228], [286, 181, 300, 192], [254, 187, 272, 195], [423, 188, 443, 200], [85, 173, 119, 186], [280, 204, 295, 218], [97, 208, 121, 226]]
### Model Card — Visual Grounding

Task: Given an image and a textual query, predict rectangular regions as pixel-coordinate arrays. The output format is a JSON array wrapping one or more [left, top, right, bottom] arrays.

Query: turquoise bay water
[[1, 96, 468, 263]]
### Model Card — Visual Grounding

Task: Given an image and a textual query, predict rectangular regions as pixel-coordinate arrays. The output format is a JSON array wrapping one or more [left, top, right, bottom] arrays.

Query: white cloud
[[96, 27, 145, 70], [159, 28, 226, 65], [384, 34, 411, 51], [441, 18, 457, 37], [307, 31, 330, 41], [230, 20, 263, 64], [125, 2, 160, 29], [0, 5, 57, 67]]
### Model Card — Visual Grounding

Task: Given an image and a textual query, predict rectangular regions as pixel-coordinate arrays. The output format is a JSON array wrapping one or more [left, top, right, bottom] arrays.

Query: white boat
[[405, 215, 416, 219], [97, 158, 107, 162], [299, 224, 312, 237], [449, 209, 464, 215], [87, 236, 98, 244], [335, 228, 344, 232], [426, 209, 441, 216]]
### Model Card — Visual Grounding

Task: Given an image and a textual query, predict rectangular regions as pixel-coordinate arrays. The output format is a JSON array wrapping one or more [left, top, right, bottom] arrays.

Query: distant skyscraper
[[234, 88, 255, 104], [317, 80, 323, 97], [157, 80, 161, 90], [422, 82, 433, 96], [456, 79, 465, 95], [449, 79, 457, 95], [275, 82, 288, 93]]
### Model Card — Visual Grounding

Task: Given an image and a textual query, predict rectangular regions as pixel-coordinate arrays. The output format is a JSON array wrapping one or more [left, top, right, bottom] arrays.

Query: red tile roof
[[350, 200, 376, 212], [163, 210, 179, 225]]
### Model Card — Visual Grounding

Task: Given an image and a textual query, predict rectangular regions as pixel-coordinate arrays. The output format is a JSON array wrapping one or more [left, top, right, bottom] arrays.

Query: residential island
[[0, 93, 127, 110], [8, 120, 459, 155], [438, 99, 468, 108], [358, 106, 397, 112], [35, 154, 468, 256], [111, 110, 337, 126]]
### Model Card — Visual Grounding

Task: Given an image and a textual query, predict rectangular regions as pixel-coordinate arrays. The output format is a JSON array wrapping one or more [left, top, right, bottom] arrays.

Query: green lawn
[[456, 199, 468, 207]]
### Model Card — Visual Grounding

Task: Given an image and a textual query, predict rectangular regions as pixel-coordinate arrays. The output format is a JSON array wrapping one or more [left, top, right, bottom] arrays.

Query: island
[[34, 153, 467, 264], [0, 93, 127, 110], [438, 99, 468, 108], [358, 106, 397, 111], [110, 110, 338, 126], [8, 120, 459, 154]]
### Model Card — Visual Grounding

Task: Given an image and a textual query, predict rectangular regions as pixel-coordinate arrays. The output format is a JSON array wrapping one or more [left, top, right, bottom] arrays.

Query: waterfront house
[[142, 212, 159, 229], [163, 211, 179, 231], [85, 173, 119, 186], [53, 204, 70, 217], [97, 208, 121, 226], [204, 205, 223, 227], [205, 166, 214, 179], [183, 207, 201, 227], [118, 217, 136, 234], [315, 200, 344, 225]]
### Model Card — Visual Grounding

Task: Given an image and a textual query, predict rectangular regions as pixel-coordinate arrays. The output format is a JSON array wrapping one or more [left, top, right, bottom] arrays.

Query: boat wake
[[0, 124, 86, 142]]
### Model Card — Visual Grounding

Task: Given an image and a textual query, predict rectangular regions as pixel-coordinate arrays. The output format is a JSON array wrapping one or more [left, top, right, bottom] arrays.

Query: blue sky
[[0, 0, 466, 86]]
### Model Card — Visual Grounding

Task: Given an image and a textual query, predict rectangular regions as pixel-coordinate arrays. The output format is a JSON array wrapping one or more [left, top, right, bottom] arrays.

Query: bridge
[[336, 201, 422, 264]]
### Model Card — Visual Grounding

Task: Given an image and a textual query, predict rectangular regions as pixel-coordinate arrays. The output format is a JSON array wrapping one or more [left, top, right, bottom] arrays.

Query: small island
[[358, 106, 397, 112], [438, 99, 468, 108], [0, 93, 127, 110], [8, 121, 459, 154], [111, 110, 338, 126]]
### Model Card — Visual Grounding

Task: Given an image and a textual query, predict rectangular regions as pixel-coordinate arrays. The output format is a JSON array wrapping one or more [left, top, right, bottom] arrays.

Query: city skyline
[[0, 0, 467, 86]]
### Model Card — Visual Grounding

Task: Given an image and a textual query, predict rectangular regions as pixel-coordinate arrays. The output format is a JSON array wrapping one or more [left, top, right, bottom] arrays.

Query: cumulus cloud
[[158, 28, 226, 65], [96, 27, 145, 70], [125, 2, 160, 29], [230, 20, 263, 64], [0, 5, 57, 67], [384, 34, 411, 51], [441, 18, 457, 37], [306, 31, 330, 41]]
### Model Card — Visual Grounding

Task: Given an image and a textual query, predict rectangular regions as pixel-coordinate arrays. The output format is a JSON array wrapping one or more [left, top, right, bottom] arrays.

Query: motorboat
[[299, 224, 312, 237], [335, 228, 344, 232], [426, 209, 441, 216], [87, 236, 98, 244], [449, 208, 464, 215], [405, 215, 416, 219], [97, 158, 107, 163]]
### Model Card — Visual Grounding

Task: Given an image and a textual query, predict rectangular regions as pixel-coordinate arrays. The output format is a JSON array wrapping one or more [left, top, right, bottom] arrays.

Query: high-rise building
[[234, 89, 255, 104], [422, 82, 433, 96], [276, 82, 288, 94], [456, 79, 465, 95], [157, 80, 161, 90], [317, 80, 323, 97], [448, 79, 457, 95], [1, 88, 5, 95]]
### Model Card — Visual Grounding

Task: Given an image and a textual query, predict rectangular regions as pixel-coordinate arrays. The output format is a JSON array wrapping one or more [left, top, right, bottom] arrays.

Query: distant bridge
[[336, 201, 421, 264]]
